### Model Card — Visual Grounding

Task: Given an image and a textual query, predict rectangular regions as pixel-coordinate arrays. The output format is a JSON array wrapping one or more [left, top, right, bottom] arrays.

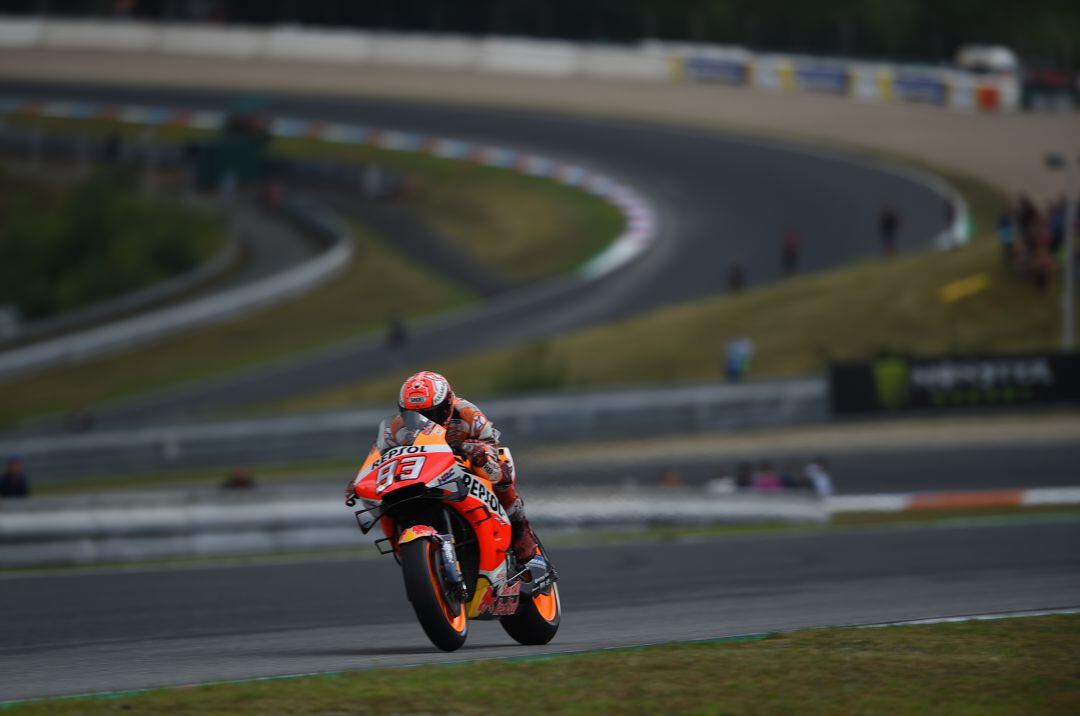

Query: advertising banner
[[794, 62, 849, 94], [829, 353, 1080, 414], [893, 71, 948, 105], [682, 55, 749, 85]]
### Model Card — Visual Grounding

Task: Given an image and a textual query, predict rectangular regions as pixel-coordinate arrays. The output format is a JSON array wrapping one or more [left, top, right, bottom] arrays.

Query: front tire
[[500, 578, 561, 645], [401, 538, 468, 651]]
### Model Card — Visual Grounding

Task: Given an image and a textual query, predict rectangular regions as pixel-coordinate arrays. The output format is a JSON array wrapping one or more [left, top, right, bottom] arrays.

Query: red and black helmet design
[[398, 370, 456, 425]]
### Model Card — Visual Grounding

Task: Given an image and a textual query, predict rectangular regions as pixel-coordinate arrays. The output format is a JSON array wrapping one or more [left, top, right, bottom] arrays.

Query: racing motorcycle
[[347, 411, 560, 652]]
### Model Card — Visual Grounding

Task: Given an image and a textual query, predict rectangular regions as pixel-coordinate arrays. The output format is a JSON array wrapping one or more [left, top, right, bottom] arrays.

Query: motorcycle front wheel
[[401, 538, 468, 651]]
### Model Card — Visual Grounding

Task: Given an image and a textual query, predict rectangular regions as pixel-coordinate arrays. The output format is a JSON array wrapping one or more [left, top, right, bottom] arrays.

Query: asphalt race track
[[0, 80, 949, 429], [1, 518, 1077, 701]]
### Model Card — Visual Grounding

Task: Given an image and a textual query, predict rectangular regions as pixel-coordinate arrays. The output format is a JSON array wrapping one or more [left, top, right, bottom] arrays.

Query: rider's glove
[[459, 440, 492, 467]]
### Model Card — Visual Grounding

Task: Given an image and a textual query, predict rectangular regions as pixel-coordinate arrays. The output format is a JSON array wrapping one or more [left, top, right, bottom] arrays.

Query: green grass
[[0, 222, 471, 426], [0, 167, 226, 320], [275, 166, 1077, 411], [270, 137, 624, 284], [7, 615, 1078, 714]]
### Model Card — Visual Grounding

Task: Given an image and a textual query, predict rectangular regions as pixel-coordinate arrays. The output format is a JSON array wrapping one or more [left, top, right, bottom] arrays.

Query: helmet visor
[[404, 400, 452, 426]]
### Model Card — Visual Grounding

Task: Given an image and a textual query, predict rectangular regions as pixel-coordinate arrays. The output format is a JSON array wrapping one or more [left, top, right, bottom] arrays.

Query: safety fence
[[3, 483, 1075, 567], [0, 17, 1019, 112], [0, 379, 828, 482]]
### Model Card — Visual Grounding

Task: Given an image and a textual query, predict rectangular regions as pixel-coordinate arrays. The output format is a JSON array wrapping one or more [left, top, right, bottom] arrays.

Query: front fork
[[440, 510, 468, 601]]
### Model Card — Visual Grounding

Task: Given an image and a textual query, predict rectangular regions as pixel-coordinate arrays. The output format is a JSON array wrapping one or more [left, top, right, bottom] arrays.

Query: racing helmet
[[398, 370, 456, 425]]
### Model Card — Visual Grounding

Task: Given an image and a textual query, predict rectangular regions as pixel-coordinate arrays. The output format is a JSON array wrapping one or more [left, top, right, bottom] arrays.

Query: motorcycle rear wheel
[[500, 576, 561, 645], [402, 538, 468, 651]]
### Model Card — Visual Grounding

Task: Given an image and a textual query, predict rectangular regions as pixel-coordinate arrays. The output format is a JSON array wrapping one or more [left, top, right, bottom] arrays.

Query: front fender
[[398, 525, 440, 545]]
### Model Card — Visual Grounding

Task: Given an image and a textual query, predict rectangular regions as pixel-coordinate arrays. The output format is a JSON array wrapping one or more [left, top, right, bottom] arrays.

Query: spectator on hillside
[[726, 259, 747, 293], [878, 205, 901, 256], [805, 456, 834, 499], [0, 456, 29, 498], [1048, 196, 1066, 255], [63, 406, 95, 434], [385, 317, 408, 351], [1016, 194, 1039, 247], [724, 337, 755, 382], [780, 229, 803, 276], [997, 212, 1016, 266]]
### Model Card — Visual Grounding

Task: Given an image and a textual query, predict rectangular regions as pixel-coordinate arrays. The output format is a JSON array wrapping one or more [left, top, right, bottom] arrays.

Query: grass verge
[[6, 615, 1077, 714], [276, 165, 1076, 411]]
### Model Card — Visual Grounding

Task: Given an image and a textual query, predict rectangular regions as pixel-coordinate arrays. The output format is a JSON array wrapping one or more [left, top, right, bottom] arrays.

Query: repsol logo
[[461, 474, 506, 519], [371, 445, 426, 469]]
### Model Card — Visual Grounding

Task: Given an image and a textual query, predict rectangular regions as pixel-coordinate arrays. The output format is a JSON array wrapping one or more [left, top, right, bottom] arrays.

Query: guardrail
[[0, 17, 1019, 112], [0, 379, 828, 482], [4, 483, 1076, 567], [0, 486, 828, 567]]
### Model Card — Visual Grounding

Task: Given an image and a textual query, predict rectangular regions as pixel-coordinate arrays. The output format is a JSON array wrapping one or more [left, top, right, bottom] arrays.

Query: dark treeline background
[[7, 1, 1079, 69]]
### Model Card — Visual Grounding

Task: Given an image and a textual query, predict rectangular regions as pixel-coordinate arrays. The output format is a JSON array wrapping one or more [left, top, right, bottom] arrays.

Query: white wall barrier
[[264, 26, 374, 63], [0, 17, 1018, 110], [41, 18, 157, 52]]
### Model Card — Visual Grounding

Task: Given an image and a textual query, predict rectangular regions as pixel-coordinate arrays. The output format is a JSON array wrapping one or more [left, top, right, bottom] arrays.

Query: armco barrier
[[0, 96, 657, 378], [0, 379, 828, 483], [3, 484, 1076, 567], [0, 17, 1018, 110], [0, 486, 828, 567]]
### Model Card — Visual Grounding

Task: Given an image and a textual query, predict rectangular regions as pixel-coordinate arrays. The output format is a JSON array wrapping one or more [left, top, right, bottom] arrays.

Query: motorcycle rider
[[371, 370, 547, 572]]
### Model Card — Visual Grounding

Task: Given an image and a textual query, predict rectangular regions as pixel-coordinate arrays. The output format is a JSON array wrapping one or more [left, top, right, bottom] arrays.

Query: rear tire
[[500, 579, 561, 645], [401, 538, 468, 651]]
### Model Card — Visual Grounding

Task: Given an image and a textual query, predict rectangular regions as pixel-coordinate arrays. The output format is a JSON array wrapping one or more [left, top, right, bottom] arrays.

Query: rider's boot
[[502, 494, 547, 573]]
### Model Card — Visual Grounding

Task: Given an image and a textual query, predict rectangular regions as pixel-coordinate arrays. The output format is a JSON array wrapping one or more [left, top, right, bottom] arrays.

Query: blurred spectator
[[0, 456, 29, 498], [734, 462, 754, 490], [751, 462, 782, 492], [222, 468, 257, 490], [659, 467, 684, 489], [1048, 196, 1066, 255], [724, 337, 755, 382], [705, 466, 736, 495], [779, 460, 805, 489], [102, 130, 123, 166], [997, 211, 1016, 266], [878, 205, 901, 256], [1016, 194, 1039, 247], [805, 457, 834, 499], [63, 406, 95, 434], [386, 317, 408, 351], [780, 229, 802, 276], [726, 260, 746, 293]]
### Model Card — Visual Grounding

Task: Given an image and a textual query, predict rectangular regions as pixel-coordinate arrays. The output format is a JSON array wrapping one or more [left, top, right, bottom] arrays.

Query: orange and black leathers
[[375, 398, 520, 516]]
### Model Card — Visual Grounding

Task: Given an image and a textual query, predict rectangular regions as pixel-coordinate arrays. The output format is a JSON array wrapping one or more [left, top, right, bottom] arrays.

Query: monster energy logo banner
[[829, 353, 1080, 414]]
